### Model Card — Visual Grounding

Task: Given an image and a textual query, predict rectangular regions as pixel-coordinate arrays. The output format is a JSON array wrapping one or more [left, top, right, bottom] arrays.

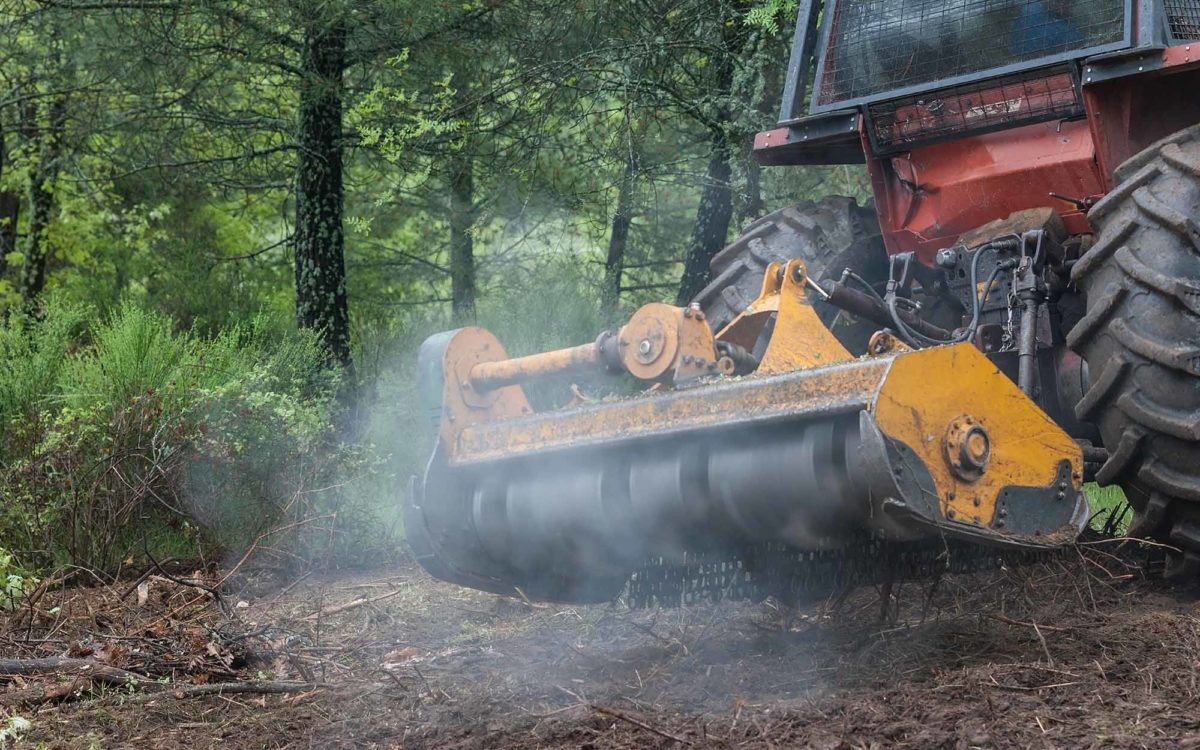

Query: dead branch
[[0, 657, 149, 687], [988, 614, 1071, 633], [588, 702, 694, 746], [3, 679, 323, 709], [104, 680, 321, 705], [0, 678, 89, 707], [300, 589, 404, 622]]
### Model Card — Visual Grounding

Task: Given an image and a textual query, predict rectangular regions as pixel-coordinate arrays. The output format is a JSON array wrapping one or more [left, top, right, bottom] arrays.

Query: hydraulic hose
[[886, 235, 1021, 348]]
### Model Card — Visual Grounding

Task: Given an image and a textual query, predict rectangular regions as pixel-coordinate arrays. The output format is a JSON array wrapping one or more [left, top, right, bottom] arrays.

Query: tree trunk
[[676, 2, 744, 305], [601, 148, 640, 316], [19, 96, 66, 310], [448, 151, 475, 318], [675, 133, 733, 304], [294, 19, 353, 372], [0, 111, 19, 280], [738, 134, 764, 223]]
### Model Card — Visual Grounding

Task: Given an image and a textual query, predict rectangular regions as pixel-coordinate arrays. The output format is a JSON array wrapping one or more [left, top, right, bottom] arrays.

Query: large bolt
[[638, 339, 652, 356], [962, 429, 990, 470], [944, 416, 991, 482]]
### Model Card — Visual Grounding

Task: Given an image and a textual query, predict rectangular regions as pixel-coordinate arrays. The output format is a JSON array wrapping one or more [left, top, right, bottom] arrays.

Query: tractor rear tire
[[1069, 123, 1200, 581], [692, 196, 887, 354]]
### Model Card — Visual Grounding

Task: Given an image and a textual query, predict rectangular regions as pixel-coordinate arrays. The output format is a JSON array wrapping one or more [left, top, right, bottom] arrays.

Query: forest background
[[0, 0, 871, 590]]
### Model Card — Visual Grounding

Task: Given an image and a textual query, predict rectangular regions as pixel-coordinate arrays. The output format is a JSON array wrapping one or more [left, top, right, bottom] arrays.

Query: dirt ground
[[2, 546, 1199, 749]]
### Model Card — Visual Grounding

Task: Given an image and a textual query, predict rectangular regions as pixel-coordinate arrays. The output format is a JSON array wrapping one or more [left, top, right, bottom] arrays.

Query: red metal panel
[[866, 120, 1106, 260], [1083, 44, 1200, 184]]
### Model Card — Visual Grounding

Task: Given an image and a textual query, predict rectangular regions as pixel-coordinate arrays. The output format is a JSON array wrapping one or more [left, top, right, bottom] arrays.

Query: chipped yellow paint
[[873, 344, 1083, 527], [453, 357, 888, 465]]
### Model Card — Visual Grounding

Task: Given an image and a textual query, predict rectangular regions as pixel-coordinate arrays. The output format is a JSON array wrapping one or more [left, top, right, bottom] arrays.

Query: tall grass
[[1086, 483, 1130, 534]]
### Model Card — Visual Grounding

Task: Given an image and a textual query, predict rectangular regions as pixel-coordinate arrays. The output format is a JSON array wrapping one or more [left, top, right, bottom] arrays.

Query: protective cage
[[867, 64, 1083, 153], [812, 0, 1132, 112], [1166, 0, 1200, 40]]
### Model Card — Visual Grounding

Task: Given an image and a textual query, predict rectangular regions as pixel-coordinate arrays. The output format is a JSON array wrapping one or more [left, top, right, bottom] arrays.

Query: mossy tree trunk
[[294, 18, 353, 372]]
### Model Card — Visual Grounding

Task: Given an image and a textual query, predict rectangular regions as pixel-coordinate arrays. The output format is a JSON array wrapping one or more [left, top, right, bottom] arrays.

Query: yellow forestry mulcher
[[407, 0, 1200, 604]]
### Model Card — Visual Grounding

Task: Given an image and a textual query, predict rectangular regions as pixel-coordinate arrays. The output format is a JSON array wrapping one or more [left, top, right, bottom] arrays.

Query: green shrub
[[0, 300, 84, 444], [0, 303, 390, 576]]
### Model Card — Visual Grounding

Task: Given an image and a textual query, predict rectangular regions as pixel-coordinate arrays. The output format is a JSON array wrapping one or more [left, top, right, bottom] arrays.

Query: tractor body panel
[[866, 119, 1105, 259], [759, 1, 1200, 257]]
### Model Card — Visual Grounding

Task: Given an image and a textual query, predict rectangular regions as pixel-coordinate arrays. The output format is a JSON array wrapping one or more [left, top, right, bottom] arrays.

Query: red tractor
[[406, 0, 1200, 604], [740, 0, 1200, 578]]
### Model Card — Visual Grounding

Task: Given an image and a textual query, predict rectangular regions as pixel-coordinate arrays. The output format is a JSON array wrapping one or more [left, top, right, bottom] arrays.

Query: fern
[[745, 0, 799, 34]]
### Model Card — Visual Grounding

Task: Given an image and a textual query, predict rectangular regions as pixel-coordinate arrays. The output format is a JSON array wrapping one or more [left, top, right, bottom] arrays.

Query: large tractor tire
[[692, 196, 887, 353], [1069, 124, 1200, 580]]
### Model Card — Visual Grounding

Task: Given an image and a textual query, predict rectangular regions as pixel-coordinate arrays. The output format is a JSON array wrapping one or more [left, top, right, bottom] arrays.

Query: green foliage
[[0, 303, 388, 575], [0, 715, 32, 746], [1086, 484, 1131, 534], [746, 0, 799, 34], [0, 549, 33, 610], [0, 299, 83, 431]]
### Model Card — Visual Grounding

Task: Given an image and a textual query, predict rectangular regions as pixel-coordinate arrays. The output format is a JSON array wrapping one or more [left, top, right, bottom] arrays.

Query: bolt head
[[965, 431, 989, 463], [638, 339, 652, 355]]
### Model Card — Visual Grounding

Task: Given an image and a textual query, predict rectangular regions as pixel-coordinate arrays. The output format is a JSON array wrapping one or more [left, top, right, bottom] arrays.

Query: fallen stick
[[105, 681, 322, 705], [988, 614, 1071, 633], [0, 678, 88, 707], [0, 657, 148, 687], [301, 589, 404, 622], [588, 703, 694, 746], [0, 664, 319, 708]]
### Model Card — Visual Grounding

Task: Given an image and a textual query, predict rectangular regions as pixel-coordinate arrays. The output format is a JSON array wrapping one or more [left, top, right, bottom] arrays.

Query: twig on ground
[[588, 702, 694, 745], [0, 678, 89, 706], [108, 680, 321, 705], [1031, 621, 1054, 666], [261, 571, 313, 609], [216, 515, 336, 588], [144, 550, 229, 615], [988, 614, 1071, 633], [301, 589, 404, 622], [119, 557, 178, 601]]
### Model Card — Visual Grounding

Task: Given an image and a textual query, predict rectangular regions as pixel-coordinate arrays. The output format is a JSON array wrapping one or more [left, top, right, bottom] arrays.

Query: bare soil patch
[[3, 548, 1199, 749]]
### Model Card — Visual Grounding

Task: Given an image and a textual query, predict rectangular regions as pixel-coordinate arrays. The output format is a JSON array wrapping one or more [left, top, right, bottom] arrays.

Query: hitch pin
[[805, 274, 831, 300]]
